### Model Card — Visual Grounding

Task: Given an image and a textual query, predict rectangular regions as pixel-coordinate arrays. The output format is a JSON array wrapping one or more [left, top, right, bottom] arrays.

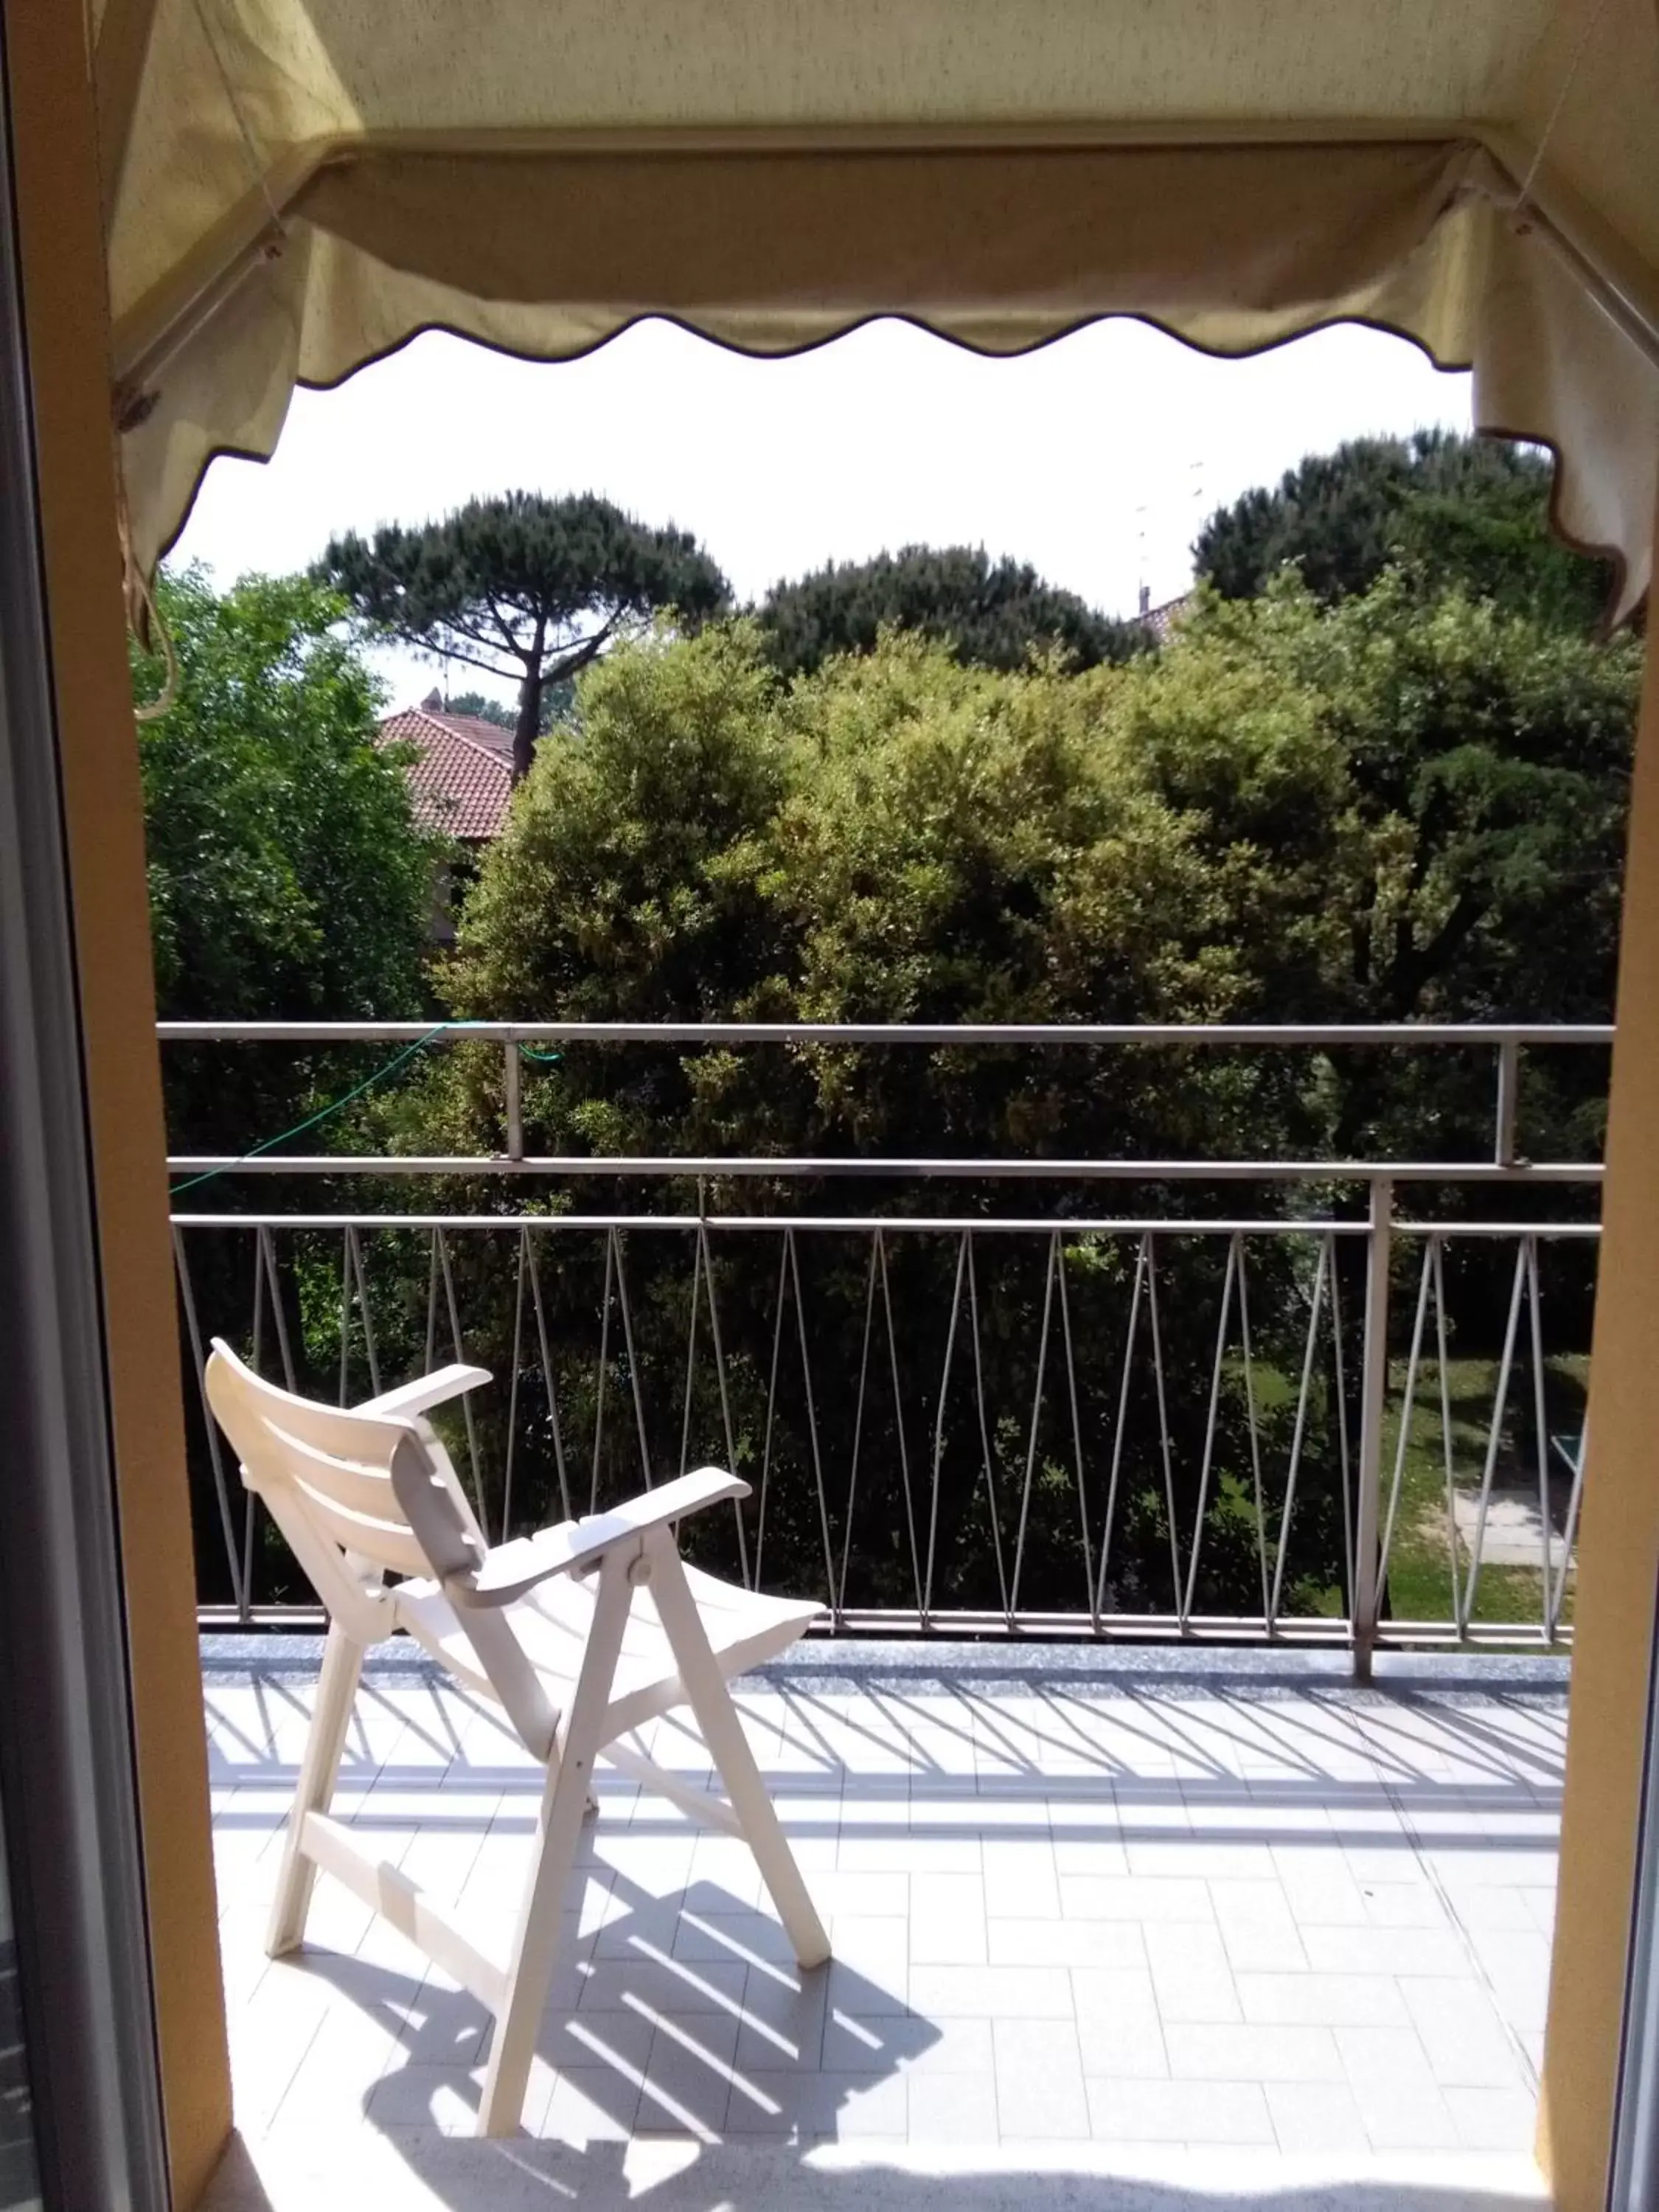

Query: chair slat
[[270, 1423, 408, 1523], [287, 1484, 431, 1577]]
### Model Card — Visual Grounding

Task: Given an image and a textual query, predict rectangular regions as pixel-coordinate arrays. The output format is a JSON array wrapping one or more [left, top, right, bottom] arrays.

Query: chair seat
[[396, 1554, 821, 1737]]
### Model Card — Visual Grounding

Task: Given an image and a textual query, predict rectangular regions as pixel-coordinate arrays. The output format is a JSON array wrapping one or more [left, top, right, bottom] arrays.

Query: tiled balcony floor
[[199, 1643, 1562, 2211]]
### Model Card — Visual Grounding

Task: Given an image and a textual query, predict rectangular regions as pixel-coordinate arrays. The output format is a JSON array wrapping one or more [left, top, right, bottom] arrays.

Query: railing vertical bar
[[503, 1038, 524, 1161], [1461, 1236, 1528, 1630], [337, 1228, 352, 1407], [611, 1226, 653, 1492], [1494, 1038, 1521, 1166], [524, 1231, 574, 1526], [590, 1228, 615, 1514], [172, 1225, 246, 1620], [1145, 1237, 1183, 1626], [925, 1232, 970, 1626], [503, 1228, 528, 1543], [1431, 1236, 1463, 1627], [434, 1226, 486, 1531], [787, 1228, 837, 1617], [1182, 1232, 1239, 1624], [1526, 1235, 1552, 1630], [1352, 1176, 1393, 1683], [678, 1223, 703, 1481], [1054, 1237, 1096, 1627], [346, 1224, 380, 1400], [966, 1235, 1012, 1627], [878, 1231, 925, 1617], [1011, 1231, 1059, 1621], [695, 1220, 747, 1587], [840, 1234, 881, 1621], [1236, 1237, 1270, 1625], [1270, 1232, 1329, 1631], [1328, 1234, 1354, 1608], [1378, 1237, 1434, 1596], [1551, 1422, 1587, 1642], [754, 1235, 790, 1591], [257, 1223, 296, 1391], [1094, 1232, 1147, 1623]]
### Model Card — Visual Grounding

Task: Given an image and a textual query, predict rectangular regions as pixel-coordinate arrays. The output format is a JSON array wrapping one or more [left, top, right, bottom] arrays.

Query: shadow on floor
[[204, 2127, 1548, 2212]]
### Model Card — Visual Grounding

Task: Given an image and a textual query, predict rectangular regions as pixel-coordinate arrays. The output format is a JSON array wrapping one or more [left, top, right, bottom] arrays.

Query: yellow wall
[[4, 5, 233, 2204], [1540, 521, 1659, 2208]]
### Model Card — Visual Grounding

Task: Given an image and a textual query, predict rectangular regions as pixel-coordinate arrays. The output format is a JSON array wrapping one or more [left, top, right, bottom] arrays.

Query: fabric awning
[[96, 1, 1659, 617]]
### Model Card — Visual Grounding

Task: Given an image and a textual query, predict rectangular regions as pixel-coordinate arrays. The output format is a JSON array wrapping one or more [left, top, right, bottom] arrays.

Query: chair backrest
[[205, 1343, 557, 1753], [204, 1341, 472, 1635]]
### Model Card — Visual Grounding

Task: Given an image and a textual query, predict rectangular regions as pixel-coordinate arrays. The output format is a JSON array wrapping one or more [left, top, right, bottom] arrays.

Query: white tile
[[1165, 2023, 1344, 2084], [1265, 2081, 1372, 2153], [987, 1919, 1145, 1969], [909, 1965, 1074, 2018], [1301, 1924, 1472, 1977], [1145, 1922, 1241, 2024], [1444, 2084, 1540, 2152], [1361, 1882, 1455, 1930], [907, 2069, 1001, 2141], [981, 1842, 1061, 1919], [1399, 1977, 1528, 2090], [908, 1874, 987, 1965], [1209, 1878, 1310, 1972], [991, 2018, 1090, 2139], [1059, 1876, 1212, 1922], [1087, 2076, 1274, 2145], [1335, 2025, 1461, 2150], [1072, 1968, 1169, 2080], [1237, 1972, 1409, 2028]]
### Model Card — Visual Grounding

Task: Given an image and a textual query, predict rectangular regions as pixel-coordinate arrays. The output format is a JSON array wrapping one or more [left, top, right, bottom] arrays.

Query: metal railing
[[164, 1020, 1607, 1672]]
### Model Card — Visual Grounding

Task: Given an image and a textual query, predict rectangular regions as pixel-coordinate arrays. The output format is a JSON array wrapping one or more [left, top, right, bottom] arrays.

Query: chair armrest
[[451, 1467, 750, 1608], [356, 1364, 493, 1421]]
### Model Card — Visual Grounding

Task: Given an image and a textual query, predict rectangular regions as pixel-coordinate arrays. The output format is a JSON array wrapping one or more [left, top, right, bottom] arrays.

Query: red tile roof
[[378, 703, 514, 843]]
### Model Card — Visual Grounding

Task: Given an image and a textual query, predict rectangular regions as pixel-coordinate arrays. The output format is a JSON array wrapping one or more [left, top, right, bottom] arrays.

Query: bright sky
[[175, 316, 1474, 711]]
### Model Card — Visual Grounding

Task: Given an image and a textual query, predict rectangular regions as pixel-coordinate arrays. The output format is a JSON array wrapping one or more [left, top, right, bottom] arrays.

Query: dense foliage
[[755, 544, 1147, 678], [136, 568, 436, 1155], [1194, 429, 1612, 635], [318, 491, 730, 781]]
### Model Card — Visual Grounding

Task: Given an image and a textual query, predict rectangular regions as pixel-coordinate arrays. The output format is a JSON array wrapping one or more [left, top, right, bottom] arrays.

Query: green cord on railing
[[518, 1045, 563, 1063], [167, 1021, 456, 1197]]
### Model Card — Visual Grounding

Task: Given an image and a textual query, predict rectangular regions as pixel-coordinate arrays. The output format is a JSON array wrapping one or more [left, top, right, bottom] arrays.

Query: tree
[[447, 684, 575, 735], [135, 566, 437, 1153], [1194, 429, 1612, 632], [445, 689, 512, 728], [317, 491, 731, 782], [755, 544, 1146, 678]]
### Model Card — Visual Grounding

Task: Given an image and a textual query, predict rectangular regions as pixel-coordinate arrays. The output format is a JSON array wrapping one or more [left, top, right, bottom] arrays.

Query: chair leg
[[476, 1550, 635, 2138], [649, 1539, 830, 1969], [267, 1618, 364, 1957]]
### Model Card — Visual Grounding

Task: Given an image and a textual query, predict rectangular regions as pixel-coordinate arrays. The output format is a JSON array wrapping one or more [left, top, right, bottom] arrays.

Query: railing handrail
[[167, 1209, 1600, 1238], [156, 1018, 1616, 1046], [163, 1151, 1606, 1182]]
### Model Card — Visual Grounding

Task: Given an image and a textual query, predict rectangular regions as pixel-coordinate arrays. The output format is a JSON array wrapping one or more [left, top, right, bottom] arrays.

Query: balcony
[[175, 1021, 1592, 2206], [201, 1636, 1559, 2208]]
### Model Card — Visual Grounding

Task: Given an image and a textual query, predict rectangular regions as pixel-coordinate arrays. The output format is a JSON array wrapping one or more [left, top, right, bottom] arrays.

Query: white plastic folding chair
[[204, 1339, 830, 2137]]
